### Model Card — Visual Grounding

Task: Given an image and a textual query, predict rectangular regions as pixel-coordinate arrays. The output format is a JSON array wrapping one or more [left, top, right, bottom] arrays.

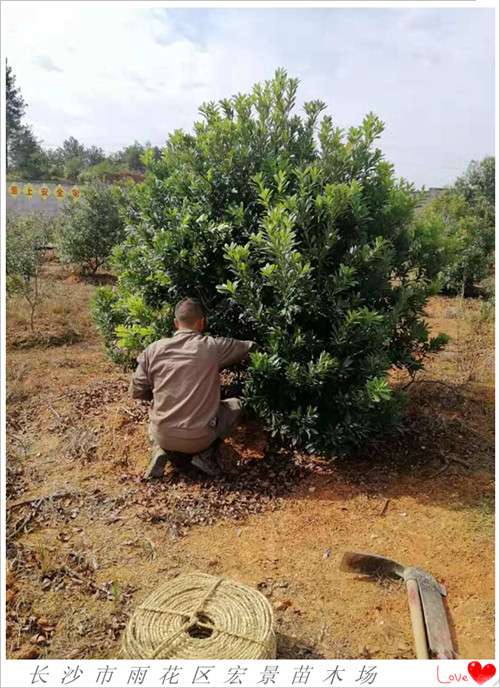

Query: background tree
[[6, 60, 26, 167], [55, 137, 86, 179], [455, 157, 495, 210], [5, 65, 159, 181], [78, 158, 117, 183], [6, 61, 49, 178], [64, 155, 85, 180], [59, 136, 86, 161], [84, 145, 106, 167], [9, 126, 49, 179], [6, 214, 55, 331], [416, 157, 495, 296], [93, 69, 448, 455], [114, 141, 147, 171], [57, 181, 126, 274], [44, 148, 65, 179]]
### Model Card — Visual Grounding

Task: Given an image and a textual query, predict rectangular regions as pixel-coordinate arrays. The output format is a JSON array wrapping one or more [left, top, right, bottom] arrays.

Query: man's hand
[[130, 350, 153, 401]]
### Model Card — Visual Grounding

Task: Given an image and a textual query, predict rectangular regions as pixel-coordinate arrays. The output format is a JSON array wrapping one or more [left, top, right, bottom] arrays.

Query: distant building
[[425, 187, 446, 200]]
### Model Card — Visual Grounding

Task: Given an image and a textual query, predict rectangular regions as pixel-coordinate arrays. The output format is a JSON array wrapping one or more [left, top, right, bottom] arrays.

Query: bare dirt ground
[[5, 267, 495, 660]]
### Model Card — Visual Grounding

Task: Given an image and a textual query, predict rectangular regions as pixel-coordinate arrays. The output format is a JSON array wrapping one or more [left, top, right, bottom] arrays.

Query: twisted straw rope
[[122, 572, 276, 659]]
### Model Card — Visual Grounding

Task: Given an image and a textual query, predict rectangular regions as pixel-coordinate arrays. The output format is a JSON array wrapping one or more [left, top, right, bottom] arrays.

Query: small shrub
[[90, 286, 132, 366], [6, 214, 54, 331], [438, 191, 495, 296], [479, 295, 495, 323], [57, 181, 125, 274]]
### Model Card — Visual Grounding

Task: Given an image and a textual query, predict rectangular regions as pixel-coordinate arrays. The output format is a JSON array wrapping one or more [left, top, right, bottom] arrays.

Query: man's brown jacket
[[130, 329, 255, 449]]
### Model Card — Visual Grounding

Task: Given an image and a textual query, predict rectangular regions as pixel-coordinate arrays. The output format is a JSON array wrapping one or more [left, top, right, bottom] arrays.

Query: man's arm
[[215, 337, 258, 369], [129, 349, 153, 401]]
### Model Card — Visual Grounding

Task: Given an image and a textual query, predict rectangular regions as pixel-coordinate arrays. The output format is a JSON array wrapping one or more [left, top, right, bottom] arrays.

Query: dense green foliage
[[6, 61, 47, 178], [44, 140, 160, 182], [57, 182, 126, 273], [93, 70, 448, 454], [6, 61, 25, 134], [417, 157, 495, 296], [455, 157, 495, 210]]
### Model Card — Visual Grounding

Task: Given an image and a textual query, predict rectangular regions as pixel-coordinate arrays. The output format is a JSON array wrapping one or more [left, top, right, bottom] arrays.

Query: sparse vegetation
[[6, 276, 95, 349], [5, 214, 56, 331]]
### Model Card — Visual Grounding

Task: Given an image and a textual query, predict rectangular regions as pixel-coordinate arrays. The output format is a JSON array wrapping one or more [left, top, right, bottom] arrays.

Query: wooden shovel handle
[[406, 578, 429, 659]]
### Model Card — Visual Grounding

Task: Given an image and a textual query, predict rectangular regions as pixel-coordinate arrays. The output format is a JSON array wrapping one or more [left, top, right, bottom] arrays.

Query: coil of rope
[[122, 572, 276, 659]]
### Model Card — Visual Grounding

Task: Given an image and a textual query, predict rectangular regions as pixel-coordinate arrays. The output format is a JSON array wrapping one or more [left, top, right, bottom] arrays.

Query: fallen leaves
[[274, 599, 292, 612], [15, 645, 40, 659], [63, 427, 99, 463], [135, 449, 310, 533], [7, 490, 83, 540]]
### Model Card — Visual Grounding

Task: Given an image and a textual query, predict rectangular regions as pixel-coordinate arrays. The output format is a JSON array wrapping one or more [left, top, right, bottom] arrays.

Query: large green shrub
[[93, 70, 448, 454], [57, 181, 125, 274]]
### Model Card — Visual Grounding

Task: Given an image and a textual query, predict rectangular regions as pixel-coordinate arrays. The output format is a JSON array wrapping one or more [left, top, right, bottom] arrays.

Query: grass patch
[[7, 277, 97, 348], [466, 493, 495, 536], [10, 328, 83, 350]]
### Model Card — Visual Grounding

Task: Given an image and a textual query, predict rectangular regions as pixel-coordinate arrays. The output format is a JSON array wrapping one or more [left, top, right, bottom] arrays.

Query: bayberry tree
[[92, 69, 447, 454]]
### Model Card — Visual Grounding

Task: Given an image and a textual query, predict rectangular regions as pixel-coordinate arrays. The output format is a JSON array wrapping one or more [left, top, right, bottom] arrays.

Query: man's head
[[174, 298, 206, 333]]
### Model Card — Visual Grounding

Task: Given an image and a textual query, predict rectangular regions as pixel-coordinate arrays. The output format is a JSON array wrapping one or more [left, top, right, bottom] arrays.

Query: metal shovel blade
[[341, 552, 454, 659], [340, 551, 406, 580]]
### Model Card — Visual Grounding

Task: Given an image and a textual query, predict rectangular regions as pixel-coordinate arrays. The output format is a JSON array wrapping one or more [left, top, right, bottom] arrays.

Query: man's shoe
[[144, 448, 172, 480], [191, 447, 222, 477]]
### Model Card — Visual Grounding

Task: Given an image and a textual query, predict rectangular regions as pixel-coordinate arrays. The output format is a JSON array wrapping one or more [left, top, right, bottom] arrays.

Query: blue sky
[[2, 4, 495, 187]]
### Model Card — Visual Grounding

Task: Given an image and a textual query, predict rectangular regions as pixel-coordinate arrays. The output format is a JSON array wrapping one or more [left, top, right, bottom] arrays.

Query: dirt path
[[5, 277, 495, 660]]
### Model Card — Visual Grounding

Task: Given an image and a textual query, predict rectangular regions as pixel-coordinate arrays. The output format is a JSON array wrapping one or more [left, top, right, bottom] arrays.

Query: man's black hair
[[174, 298, 205, 325]]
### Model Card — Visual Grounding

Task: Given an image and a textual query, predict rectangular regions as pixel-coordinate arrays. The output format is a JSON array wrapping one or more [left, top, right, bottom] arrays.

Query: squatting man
[[130, 298, 257, 478]]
